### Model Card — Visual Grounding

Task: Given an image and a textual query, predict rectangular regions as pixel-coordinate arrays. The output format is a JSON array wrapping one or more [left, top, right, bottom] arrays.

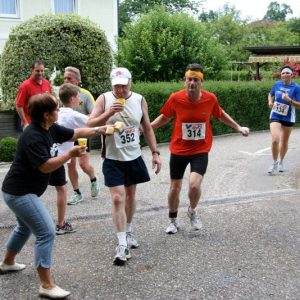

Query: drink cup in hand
[[118, 98, 125, 105], [78, 138, 88, 153]]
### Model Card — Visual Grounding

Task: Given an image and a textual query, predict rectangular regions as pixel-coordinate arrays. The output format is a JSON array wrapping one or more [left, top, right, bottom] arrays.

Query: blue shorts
[[170, 152, 208, 179], [103, 156, 150, 187], [49, 166, 67, 186]]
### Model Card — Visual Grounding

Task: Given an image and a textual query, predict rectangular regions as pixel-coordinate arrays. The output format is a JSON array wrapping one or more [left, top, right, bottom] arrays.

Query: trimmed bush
[[0, 137, 18, 162], [0, 14, 113, 109], [132, 80, 283, 145]]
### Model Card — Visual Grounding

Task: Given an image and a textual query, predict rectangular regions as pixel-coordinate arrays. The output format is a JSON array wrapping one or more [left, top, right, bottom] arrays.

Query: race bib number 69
[[182, 122, 206, 140]]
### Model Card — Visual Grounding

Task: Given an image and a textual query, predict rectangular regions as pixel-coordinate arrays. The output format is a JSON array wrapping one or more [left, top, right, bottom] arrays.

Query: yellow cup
[[78, 138, 87, 147], [118, 98, 125, 105]]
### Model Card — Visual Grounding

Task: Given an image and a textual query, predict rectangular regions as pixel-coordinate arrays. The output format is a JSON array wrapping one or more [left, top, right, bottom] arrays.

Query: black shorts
[[74, 138, 92, 152], [103, 156, 150, 187], [270, 119, 294, 127], [170, 153, 208, 179], [49, 166, 67, 186]]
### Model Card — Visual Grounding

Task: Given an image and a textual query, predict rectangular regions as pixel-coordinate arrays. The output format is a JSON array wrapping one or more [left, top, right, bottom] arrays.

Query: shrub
[[0, 137, 18, 162], [132, 80, 276, 145], [0, 14, 113, 109], [117, 7, 228, 82]]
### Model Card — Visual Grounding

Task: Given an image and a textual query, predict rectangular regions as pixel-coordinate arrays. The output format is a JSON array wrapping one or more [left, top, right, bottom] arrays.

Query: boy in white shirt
[[49, 83, 98, 234]]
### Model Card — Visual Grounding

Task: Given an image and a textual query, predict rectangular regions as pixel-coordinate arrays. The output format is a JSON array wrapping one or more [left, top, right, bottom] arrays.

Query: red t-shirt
[[15, 77, 52, 125], [160, 89, 223, 155]]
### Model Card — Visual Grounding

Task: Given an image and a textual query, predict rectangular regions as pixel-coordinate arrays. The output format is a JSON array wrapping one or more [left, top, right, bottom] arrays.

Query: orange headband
[[185, 70, 204, 80]]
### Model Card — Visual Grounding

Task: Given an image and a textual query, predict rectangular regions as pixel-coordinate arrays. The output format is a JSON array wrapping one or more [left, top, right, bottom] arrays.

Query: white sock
[[188, 206, 196, 214], [126, 223, 132, 233], [116, 232, 127, 247]]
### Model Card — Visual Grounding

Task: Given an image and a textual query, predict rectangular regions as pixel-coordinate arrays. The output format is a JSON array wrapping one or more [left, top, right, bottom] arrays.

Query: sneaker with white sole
[[267, 161, 278, 175], [187, 210, 203, 231], [67, 192, 83, 205], [126, 232, 139, 249], [91, 177, 100, 197], [39, 285, 71, 299], [56, 221, 76, 235], [0, 262, 26, 274], [165, 218, 179, 234], [278, 161, 284, 172], [113, 245, 131, 266]]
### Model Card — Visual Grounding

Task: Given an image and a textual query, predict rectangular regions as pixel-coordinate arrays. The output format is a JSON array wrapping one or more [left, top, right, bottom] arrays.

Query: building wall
[[0, 0, 118, 53]]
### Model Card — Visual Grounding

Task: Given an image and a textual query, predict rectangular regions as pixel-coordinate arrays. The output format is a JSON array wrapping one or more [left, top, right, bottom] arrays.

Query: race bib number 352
[[115, 126, 139, 148], [182, 122, 206, 140]]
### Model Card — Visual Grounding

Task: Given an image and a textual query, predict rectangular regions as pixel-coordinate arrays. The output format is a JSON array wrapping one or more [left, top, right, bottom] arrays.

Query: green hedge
[[132, 80, 300, 145], [0, 14, 112, 109], [0, 137, 17, 162]]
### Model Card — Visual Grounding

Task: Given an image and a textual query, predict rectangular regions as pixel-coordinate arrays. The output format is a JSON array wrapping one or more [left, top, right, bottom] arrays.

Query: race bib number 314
[[182, 122, 206, 140]]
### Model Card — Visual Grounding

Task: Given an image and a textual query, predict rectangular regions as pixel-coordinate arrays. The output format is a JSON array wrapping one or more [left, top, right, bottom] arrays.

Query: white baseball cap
[[110, 67, 132, 86]]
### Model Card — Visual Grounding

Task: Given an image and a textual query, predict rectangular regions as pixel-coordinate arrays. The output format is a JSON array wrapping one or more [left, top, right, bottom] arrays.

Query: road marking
[[239, 147, 271, 156]]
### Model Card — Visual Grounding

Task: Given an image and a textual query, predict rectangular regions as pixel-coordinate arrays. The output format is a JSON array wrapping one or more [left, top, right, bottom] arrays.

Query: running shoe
[[267, 161, 278, 175], [126, 232, 139, 249], [67, 192, 83, 205], [165, 218, 179, 234], [56, 221, 76, 235], [91, 177, 100, 197], [113, 245, 131, 266], [278, 161, 284, 172], [187, 210, 202, 231]]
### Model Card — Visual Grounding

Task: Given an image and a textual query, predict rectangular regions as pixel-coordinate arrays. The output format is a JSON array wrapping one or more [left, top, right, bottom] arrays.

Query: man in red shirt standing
[[151, 63, 250, 234], [16, 60, 52, 128]]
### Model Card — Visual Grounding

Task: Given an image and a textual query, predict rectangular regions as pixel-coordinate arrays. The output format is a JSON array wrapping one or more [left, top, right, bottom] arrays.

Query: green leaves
[[0, 14, 112, 109], [117, 8, 227, 82]]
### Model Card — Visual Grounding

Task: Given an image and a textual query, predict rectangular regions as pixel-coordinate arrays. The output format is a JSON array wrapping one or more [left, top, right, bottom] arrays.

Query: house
[[0, 0, 118, 53]]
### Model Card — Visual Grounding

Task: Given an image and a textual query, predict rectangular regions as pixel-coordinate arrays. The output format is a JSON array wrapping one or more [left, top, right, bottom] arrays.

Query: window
[[54, 0, 77, 14], [0, 0, 19, 18]]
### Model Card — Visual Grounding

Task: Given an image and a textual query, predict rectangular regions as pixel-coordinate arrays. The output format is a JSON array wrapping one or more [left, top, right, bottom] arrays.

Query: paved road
[[1, 129, 300, 299]]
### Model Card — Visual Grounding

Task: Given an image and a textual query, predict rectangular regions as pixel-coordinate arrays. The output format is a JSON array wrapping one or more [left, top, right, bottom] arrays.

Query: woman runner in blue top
[[267, 65, 300, 175]]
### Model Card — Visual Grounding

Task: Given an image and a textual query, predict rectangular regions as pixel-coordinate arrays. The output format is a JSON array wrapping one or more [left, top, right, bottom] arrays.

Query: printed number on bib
[[182, 122, 206, 140], [272, 101, 289, 116], [115, 126, 139, 148]]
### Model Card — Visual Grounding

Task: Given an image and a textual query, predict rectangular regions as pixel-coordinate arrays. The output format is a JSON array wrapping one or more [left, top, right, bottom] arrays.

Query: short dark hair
[[59, 83, 80, 104], [186, 63, 204, 73], [31, 59, 44, 69], [28, 93, 57, 124]]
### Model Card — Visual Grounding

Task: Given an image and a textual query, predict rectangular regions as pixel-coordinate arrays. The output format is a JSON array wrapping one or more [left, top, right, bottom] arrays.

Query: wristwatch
[[152, 150, 160, 155]]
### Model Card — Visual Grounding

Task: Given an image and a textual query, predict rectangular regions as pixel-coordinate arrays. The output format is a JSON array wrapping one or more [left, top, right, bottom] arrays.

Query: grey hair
[[65, 66, 81, 81]]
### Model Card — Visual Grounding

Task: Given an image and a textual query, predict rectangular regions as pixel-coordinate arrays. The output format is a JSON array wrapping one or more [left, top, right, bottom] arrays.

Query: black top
[[2, 123, 74, 197]]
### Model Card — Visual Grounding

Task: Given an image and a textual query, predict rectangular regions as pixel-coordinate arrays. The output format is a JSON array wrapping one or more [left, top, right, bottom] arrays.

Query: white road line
[[239, 147, 271, 156]]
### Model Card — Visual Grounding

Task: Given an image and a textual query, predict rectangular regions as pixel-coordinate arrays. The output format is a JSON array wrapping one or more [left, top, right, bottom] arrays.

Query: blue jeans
[[2, 192, 55, 269]]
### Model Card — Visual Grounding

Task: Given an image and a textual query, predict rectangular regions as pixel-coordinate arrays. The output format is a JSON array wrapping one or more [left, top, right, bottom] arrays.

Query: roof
[[244, 46, 300, 63]]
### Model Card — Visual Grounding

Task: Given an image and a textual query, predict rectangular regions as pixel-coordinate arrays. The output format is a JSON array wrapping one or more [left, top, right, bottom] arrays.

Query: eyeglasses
[[186, 77, 200, 83]]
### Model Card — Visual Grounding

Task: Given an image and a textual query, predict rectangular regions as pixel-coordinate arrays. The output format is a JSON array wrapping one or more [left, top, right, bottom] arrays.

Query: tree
[[0, 14, 112, 109], [119, 0, 202, 35], [117, 7, 228, 81], [264, 1, 293, 21]]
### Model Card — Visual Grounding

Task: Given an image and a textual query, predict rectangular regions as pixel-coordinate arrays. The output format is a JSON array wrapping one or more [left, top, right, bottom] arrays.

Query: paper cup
[[118, 98, 125, 105], [78, 138, 88, 147]]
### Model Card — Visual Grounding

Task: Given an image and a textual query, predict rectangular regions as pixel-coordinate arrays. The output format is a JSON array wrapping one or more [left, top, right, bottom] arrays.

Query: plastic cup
[[78, 138, 87, 147], [118, 98, 125, 105]]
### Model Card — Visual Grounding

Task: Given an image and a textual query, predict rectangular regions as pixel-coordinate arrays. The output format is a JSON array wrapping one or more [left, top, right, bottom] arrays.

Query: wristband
[[94, 127, 101, 135], [152, 150, 160, 155]]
